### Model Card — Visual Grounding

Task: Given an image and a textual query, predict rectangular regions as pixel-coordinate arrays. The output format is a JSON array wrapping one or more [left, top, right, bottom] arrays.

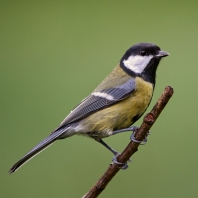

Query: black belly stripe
[[132, 114, 140, 123]]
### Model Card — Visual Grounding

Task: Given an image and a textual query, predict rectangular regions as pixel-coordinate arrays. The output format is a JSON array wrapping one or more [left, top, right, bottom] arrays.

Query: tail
[[9, 127, 67, 174]]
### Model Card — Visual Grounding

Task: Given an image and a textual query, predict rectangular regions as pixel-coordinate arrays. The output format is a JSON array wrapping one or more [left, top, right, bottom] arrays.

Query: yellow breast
[[81, 77, 153, 138]]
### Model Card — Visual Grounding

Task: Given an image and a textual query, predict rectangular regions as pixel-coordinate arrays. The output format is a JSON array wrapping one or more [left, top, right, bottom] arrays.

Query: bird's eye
[[140, 51, 147, 56]]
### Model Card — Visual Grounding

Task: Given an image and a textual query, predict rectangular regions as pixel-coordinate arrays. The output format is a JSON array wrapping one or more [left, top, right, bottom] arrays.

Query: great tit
[[9, 42, 169, 173]]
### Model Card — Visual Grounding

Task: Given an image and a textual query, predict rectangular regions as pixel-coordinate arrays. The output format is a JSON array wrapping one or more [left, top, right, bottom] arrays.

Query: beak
[[156, 50, 170, 57]]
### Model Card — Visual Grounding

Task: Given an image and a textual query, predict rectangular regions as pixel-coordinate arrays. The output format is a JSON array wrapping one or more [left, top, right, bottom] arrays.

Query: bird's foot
[[110, 126, 150, 170], [112, 153, 131, 170], [130, 126, 151, 145], [112, 126, 151, 145]]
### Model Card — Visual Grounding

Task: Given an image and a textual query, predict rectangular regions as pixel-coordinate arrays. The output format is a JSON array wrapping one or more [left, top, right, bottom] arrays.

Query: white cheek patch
[[123, 55, 153, 74], [92, 92, 115, 101]]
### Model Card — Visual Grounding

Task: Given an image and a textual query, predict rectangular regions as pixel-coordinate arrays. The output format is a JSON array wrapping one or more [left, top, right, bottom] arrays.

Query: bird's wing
[[58, 78, 136, 128]]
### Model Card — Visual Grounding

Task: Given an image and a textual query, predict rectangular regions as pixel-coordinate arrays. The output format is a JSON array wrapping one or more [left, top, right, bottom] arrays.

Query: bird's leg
[[112, 126, 151, 145], [95, 138, 118, 156], [92, 126, 150, 170], [112, 126, 139, 135], [94, 138, 129, 170]]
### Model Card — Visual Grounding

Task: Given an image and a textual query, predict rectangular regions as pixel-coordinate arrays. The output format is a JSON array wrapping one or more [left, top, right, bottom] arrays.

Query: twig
[[83, 86, 174, 198]]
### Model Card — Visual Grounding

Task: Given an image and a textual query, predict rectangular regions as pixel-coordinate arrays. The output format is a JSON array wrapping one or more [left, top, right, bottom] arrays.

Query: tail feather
[[9, 127, 67, 174]]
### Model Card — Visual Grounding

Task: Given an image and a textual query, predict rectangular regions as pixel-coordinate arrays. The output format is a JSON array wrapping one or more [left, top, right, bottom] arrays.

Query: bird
[[9, 42, 169, 173]]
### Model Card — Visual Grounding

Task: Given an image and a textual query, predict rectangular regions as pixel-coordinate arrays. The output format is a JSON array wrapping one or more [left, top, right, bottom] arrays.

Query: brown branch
[[83, 86, 174, 198]]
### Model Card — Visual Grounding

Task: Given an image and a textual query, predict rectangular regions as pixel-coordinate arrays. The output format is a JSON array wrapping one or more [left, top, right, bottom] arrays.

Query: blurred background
[[1, 0, 197, 197]]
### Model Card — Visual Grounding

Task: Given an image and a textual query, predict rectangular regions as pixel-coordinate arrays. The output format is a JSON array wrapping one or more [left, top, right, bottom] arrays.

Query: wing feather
[[59, 78, 136, 127]]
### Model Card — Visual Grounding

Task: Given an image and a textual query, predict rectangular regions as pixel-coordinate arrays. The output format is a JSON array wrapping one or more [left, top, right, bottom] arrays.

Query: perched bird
[[9, 42, 169, 173]]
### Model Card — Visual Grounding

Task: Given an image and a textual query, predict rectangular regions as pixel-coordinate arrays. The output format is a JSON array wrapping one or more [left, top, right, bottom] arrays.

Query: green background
[[1, 1, 197, 197]]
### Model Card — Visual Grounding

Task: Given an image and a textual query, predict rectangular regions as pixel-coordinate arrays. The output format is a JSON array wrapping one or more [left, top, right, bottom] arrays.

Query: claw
[[109, 126, 151, 171], [130, 128, 151, 145], [112, 153, 129, 170]]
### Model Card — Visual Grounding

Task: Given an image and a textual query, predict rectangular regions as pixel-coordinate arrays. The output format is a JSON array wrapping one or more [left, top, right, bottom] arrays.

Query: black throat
[[120, 58, 160, 86]]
